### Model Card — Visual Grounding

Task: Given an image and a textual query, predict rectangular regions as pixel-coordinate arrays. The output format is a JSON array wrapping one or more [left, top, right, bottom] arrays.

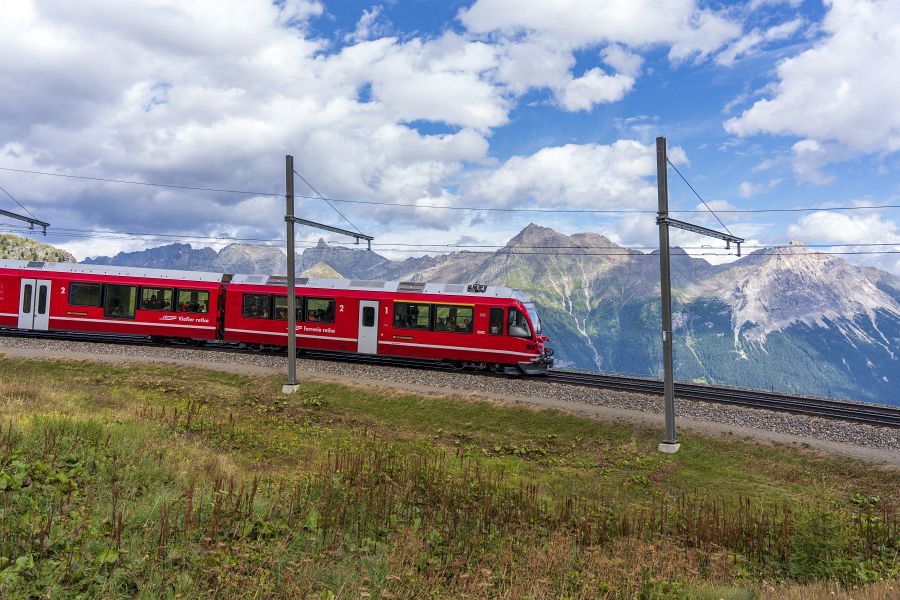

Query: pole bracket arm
[[284, 216, 374, 250], [656, 216, 744, 256], [0, 208, 49, 235]]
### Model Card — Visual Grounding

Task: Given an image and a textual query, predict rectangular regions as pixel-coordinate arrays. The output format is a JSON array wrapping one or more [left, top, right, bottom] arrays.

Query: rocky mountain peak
[[215, 244, 286, 274], [766, 240, 811, 256], [569, 231, 621, 249], [503, 223, 567, 248], [502, 223, 627, 258], [83, 242, 215, 269], [687, 246, 900, 345], [301, 262, 343, 279]]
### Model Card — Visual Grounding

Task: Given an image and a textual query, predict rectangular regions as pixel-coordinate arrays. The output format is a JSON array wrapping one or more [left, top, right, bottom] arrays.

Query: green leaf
[[14, 554, 34, 571], [304, 508, 319, 531]]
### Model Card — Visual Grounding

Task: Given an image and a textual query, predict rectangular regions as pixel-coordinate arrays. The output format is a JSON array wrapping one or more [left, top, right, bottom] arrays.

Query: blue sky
[[0, 0, 898, 273]]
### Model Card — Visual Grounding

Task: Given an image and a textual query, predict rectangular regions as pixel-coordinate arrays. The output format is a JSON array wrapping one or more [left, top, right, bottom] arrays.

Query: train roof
[[230, 273, 520, 299], [0, 259, 524, 300], [0, 259, 225, 283]]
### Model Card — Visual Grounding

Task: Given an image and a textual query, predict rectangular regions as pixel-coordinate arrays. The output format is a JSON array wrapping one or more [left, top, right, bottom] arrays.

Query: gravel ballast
[[1, 335, 897, 463]]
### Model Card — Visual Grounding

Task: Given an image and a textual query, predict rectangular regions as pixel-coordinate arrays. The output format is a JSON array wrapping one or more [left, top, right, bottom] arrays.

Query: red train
[[0, 259, 553, 374]]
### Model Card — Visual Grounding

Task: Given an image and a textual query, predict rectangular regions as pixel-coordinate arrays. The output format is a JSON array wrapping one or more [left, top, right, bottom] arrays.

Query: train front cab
[[381, 294, 552, 375], [504, 299, 553, 375]]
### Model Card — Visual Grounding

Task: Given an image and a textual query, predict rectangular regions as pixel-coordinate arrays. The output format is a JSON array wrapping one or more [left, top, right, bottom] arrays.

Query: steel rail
[[545, 371, 900, 428], [1, 329, 897, 428]]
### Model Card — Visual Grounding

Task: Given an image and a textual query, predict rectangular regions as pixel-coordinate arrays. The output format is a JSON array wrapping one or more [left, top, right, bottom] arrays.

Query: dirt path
[[3, 346, 898, 466]]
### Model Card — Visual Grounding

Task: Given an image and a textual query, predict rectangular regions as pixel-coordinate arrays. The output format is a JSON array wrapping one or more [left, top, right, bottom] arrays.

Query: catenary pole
[[654, 137, 743, 452], [656, 137, 680, 453], [283, 155, 300, 394], [279, 158, 374, 395]]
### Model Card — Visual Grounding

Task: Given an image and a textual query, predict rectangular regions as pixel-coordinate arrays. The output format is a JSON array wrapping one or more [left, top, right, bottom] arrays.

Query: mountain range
[[22, 226, 900, 405]]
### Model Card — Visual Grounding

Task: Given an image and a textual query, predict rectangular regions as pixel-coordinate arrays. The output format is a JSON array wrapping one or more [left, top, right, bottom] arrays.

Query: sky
[[0, 0, 899, 273]]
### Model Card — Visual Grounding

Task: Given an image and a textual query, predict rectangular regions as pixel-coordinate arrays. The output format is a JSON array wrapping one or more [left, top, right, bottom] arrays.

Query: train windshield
[[523, 301, 542, 335]]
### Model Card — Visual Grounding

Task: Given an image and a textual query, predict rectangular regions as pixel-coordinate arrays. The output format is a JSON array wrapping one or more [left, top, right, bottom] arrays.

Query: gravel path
[[1, 335, 897, 465]]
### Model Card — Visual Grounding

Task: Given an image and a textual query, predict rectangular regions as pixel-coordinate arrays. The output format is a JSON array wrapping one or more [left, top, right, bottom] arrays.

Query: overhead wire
[[292, 169, 363, 234], [3, 222, 900, 250], [3, 224, 900, 257], [666, 157, 734, 235], [0, 182, 38, 220], [1, 223, 897, 251], [3, 165, 899, 214]]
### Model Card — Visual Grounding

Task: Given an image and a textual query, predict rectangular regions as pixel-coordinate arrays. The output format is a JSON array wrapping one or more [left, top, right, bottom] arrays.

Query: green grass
[[0, 357, 897, 599]]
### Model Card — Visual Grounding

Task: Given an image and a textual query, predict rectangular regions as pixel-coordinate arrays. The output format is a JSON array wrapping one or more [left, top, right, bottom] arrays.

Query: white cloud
[[715, 18, 804, 66], [702, 200, 741, 213], [460, 0, 740, 111], [460, 0, 740, 60], [279, 0, 325, 26], [790, 139, 847, 185], [464, 140, 683, 209], [557, 69, 635, 111], [739, 181, 762, 198], [492, 40, 637, 111], [494, 40, 573, 95], [787, 210, 899, 245], [786, 210, 900, 274], [601, 44, 643, 78], [738, 178, 782, 197], [725, 0, 900, 174], [614, 115, 660, 145], [345, 5, 388, 43], [748, 0, 803, 10], [0, 1, 519, 243]]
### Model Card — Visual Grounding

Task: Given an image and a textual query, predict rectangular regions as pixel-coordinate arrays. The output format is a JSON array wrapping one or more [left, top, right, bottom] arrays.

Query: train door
[[357, 300, 379, 354], [18, 278, 51, 331]]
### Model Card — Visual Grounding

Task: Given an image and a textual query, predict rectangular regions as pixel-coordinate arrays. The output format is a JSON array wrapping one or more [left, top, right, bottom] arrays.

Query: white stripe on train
[[52, 316, 217, 330], [378, 340, 539, 358], [225, 328, 539, 358], [224, 328, 358, 342]]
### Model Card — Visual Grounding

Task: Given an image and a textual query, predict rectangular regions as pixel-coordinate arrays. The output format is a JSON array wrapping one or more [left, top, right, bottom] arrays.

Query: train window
[[242, 294, 271, 319], [104, 284, 137, 319], [140, 287, 174, 311], [393, 302, 431, 330], [362, 306, 375, 327], [22, 284, 32, 313], [507, 307, 532, 338], [489, 307, 504, 336], [273, 295, 303, 321], [177, 290, 210, 313], [306, 298, 335, 324], [37, 286, 47, 314], [434, 305, 473, 334], [69, 282, 102, 307]]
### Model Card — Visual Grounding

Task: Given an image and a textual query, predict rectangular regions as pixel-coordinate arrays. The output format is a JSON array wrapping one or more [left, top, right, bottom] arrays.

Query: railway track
[[2, 329, 899, 429], [546, 371, 900, 429]]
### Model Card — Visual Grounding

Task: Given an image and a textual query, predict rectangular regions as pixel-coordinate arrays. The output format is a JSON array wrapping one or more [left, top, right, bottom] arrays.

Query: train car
[[222, 275, 552, 373], [0, 260, 225, 340], [0, 259, 553, 374]]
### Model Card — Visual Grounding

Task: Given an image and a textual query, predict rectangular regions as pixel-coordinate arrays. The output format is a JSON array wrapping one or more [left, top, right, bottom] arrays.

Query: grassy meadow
[[0, 356, 897, 598]]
